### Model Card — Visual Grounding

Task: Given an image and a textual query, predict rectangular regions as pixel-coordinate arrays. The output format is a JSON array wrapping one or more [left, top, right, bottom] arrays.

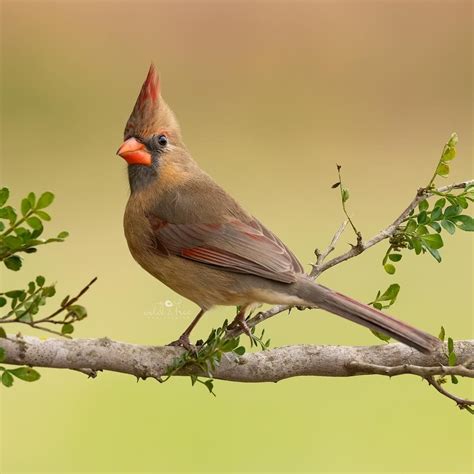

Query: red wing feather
[[149, 216, 304, 283]]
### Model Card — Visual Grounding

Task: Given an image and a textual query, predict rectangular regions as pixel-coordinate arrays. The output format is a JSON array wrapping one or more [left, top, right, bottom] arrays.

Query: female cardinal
[[117, 64, 440, 353]]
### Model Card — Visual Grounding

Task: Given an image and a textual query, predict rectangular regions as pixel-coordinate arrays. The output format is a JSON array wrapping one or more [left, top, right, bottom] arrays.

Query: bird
[[117, 64, 441, 354]]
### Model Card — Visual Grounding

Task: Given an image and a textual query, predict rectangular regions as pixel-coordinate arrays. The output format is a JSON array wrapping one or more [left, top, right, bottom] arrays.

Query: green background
[[1, 1, 472, 473]]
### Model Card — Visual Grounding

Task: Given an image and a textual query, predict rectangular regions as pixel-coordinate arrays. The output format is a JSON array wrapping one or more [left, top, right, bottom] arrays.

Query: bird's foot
[[167, 334, 197, 353], [228, 317, 253, 338]]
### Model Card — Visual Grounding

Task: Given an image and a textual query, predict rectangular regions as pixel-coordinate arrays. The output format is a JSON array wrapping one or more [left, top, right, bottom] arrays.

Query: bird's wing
[[148, 216, 304, 283]]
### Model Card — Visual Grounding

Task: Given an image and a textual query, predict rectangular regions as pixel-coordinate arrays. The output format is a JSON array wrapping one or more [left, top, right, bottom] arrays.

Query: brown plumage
[[117, 64, 441, 353]]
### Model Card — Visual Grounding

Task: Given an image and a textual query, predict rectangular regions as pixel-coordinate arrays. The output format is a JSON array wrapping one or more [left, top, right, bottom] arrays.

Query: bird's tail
[[294, 278, 441, 354]]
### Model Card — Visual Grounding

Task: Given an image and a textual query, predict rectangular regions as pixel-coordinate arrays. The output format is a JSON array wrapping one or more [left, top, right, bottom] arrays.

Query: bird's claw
[[167, 335, 197, 353]]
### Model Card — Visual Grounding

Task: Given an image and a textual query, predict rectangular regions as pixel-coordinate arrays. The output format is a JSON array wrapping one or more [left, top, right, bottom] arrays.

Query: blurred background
[[0, 1, 472, 472]]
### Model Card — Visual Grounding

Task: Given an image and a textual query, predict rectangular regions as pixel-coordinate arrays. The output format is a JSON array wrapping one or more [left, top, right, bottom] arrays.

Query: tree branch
[[1, 335, 472, 383]]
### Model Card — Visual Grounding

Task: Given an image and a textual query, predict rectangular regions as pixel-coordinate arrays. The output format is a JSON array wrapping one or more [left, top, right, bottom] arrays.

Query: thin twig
[[426, 376, 474, 410]]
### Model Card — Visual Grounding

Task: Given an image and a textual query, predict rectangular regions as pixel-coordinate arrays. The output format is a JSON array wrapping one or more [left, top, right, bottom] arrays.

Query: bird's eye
[[158, 135, 168, 146]]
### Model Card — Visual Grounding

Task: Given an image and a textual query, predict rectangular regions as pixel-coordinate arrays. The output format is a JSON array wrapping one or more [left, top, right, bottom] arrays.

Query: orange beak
[[116, 138, 152, 166]]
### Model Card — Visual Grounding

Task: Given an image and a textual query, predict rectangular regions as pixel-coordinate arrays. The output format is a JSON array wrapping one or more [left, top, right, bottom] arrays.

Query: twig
[[426, 376, 474, 410]]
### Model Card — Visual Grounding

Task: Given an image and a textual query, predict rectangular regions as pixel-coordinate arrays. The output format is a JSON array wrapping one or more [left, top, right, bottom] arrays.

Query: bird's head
[[117, 64, 185, 192]]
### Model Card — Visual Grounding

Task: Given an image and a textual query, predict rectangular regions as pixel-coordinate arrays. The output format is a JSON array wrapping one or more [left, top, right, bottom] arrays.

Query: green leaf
[[441, 146, 456, 162], [4, 235, 23, 250], [416, 224, 429, 236], [436, 162, 450, 177], [430, 207, 443, 221], [448, 352, 456, 366], [444, 205, 461, 218], [9, 367, 41, 382], [234, 346, 246, 356], [27, 192, 36, 207], [342, 188, 349, 203], [0, 346, 5, 361], [418, 200, 428, 212], [406, 219, 417, 234], [441, 219, 456, 235], [450, 375, 458, 385], [447, 132, 458, 147], [57, 231, 69, 239], [438, 326, 445, 341], [417, 211, 428, 224], [26, 217, 43, 231], [2, 371, 13, 387], [373, 302, 383, 310], [388, 253, 402, 262], [36, 275, 45, 286], [424, 246, 441, 263], [0, 187, 9, 207], [451, 215, 474, 231], [21, 198, 31, 216], [434, 198, 446, 209], [37, 192, 55, 209], [371, 330, 391, 343], [383, 263, 396, 275], [448, 337, 454, 354], [0, 297, 6, 307], [35, 210, 51, 221], [420, 233, 444, 249], [61, 323, 74, 335], [411, 236, 422, 254], [378, 284, 400, 302], [428, 222, 441, 233], [68, 305, 87, 320], [4, 256, 22, 271]]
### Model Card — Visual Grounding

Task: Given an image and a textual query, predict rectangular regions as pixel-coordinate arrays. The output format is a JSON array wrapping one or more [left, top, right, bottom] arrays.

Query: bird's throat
[[128, 164, 158, 193]]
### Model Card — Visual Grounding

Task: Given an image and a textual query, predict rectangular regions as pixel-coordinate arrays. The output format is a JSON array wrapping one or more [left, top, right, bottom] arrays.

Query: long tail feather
[[295, 279, 441, 354]]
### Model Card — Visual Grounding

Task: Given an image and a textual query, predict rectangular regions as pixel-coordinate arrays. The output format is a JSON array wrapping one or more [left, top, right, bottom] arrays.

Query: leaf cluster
[[0, 188, 68, 271]]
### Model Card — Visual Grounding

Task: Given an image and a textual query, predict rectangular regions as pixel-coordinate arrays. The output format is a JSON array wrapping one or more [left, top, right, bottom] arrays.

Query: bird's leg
[[168, 309, 205, 351], [227, 305, 252, 338]]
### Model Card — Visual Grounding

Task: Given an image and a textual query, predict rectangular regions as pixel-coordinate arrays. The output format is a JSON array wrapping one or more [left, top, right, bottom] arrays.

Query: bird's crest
[[124, 63, 180, 140]]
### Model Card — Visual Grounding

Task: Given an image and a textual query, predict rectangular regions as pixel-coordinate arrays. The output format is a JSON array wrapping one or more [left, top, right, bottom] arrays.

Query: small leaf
[[26, 217, 43, 231], [35, 210, 51, 221], [27, 192, 36, 207], [424, 246, 441, 263], [448, 352, 456, 366], [2, 371, 13, 387], [0, 297, 7, 307], [373, 302, 383, 310], [37, 192, 55, 209], [4, 256, 22, 271], [331, 182, 341, 189], [436, 162, 450, 177], [420, 233, 444, 249], [383, 263, 396, 274], [378, 284, 400, 302], [371, 330, 391, 342], [36, 275, 46, 286], [430, 207, 443, 221], [9, 367, 41, 382], [61, 323, 74, 335], [428, 222, 441, 233], [438, 326, 445, 341], [57, 231, 69, 239], [447, 132, 458, 147], [418, 200, 429, 212], [441, 145, 456, 162], [0, 346, 5, 361], [21, 198, 31, 216], [0, 187, 9, 207], [417, 211, 428, 224], [388, 253, 402, 262], [234, 346, 246, 356], [342, 188, 349, 203], [451, 215, 474, 232], [406, 219, 417, 234], [434, 198, 446, 209], [444, 205, 461, 218], [441, 220, 456, 235], [450, 375, 458, 384], [448, 337, 454, 354]]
